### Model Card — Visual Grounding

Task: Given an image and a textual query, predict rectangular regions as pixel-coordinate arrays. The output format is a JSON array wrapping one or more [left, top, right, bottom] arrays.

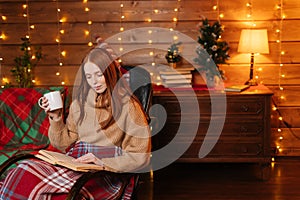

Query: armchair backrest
[[124, 66, 153, 117]]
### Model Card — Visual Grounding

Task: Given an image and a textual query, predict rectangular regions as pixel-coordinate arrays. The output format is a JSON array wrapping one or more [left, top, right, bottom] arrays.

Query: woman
[[0, 47, 151, 199]]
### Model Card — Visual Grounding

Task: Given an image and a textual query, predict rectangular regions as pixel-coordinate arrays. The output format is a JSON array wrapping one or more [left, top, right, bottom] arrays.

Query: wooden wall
[[1, 0, 300, 156]]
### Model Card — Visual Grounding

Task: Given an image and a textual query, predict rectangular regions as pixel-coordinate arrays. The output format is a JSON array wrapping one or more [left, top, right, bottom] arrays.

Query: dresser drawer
[[182, 141, 263, 158]]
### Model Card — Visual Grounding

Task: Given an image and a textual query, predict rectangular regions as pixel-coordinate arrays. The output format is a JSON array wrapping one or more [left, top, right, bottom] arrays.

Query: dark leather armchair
[[0, 66, 153, 199]]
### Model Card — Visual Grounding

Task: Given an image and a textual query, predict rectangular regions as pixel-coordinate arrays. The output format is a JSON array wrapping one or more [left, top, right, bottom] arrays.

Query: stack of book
[[157, 65, 194, 88]]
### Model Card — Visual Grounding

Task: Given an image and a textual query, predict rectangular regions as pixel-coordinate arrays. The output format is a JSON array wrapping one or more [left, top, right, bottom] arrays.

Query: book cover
[[224, 85, 250, 92], [160, 74, 192, 80], [163, 78, 192, 84], [35, 150, 104, 172]]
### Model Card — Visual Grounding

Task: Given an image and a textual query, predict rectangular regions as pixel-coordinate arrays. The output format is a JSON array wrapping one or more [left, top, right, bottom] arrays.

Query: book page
[[36, 150, 104, 172]]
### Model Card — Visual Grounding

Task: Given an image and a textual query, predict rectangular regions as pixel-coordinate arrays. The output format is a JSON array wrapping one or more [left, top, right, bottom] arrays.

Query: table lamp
[[238, 29, 269, 85]]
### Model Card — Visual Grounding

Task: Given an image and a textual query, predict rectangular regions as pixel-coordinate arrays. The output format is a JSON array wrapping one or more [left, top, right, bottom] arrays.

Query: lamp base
[[245, 78, 258, 86]]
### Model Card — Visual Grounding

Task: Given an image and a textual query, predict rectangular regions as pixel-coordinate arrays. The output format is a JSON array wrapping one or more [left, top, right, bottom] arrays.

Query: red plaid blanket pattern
[[66, 141, 123, 159], [0, 159, 135, 200]]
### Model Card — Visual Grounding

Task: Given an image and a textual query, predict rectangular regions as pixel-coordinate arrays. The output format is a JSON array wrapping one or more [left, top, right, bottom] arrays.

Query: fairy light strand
[[84, 0, 93, 47], [274, 0, 286, 155], [118, 1, 124, 63], [55, 0, 65, 85]]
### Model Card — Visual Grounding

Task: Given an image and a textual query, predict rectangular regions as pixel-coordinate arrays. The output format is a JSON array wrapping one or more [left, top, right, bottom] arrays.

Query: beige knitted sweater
[[48, 89, 151, 172]]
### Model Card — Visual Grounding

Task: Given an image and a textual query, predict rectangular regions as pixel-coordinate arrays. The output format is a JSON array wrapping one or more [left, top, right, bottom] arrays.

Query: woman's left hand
[[73, 153, 104, 166]]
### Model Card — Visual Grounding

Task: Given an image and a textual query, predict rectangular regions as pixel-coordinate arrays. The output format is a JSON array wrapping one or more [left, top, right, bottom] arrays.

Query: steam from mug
[[38, 91, 63, 111]]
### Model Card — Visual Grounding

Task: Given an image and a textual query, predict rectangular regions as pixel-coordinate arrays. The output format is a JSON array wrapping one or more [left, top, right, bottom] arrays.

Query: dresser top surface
[[153, 84, 273, 97]]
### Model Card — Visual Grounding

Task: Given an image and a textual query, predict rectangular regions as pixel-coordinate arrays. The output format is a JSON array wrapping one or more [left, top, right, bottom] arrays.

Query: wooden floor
[[136, 158, 300, 199]]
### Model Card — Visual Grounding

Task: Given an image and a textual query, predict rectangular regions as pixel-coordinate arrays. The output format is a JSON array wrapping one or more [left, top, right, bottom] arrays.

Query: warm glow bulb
[[120, 27, 124, 32], [88, 20, 92, 25], [60, 17, 67, 23], [147, 18, 152, 23], [30, 25, 35, 29], [148, 30, 152, 34], [59, 62, 63, 66], [23, 14, 27, 18], [281, 74, 285, 78], [56, 72, 60, 76], [213, 5, 217, 10], [61, 81, 65, 85], [174, 8, 178, 12], [88, 42, 93, 46], [61, 51, 66, 57], [272, 106, 277, 111], [278, 128, 282, 132], [246, 2, 251, 7], [23, 4, 27, 9], [149, 52, 154, 56], [85, 7, 90, 12], [219, 13, 224, 18], [173, 17, 177, 22], [281, 51, 285, 55], [118, 37, 122, 41], [120, 3, 123, 8], [31, 55, 36, 60], [148, 40, 152, 44], [2, 16, 7, 21], [276, 40, 280, 43], [119, 47, 123, 51], [60, 30, 65, 34], [83, 0, 88, 3], [0, 33, 7, 40], [57, 8, 61, 12], [276, 5, 281, 10], [56, 38, 60, 43], [278, 117, 283, 121], [279, 136, 283, 140], [84, 30, 89, 36], [173, 35, 178, 40]]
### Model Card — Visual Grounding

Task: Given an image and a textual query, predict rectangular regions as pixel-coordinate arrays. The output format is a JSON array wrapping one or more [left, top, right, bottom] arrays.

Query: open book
[[35, 150, 104, 172]]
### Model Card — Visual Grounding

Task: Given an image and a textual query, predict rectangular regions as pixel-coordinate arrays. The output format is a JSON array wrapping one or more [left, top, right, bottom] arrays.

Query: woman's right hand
[[40, 97, 62, 121]]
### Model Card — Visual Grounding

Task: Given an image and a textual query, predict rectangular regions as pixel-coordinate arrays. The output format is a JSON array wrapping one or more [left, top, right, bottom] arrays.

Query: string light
[[118, 1, 124, 63], [55, 0, 66, 85], [84, 0, 93, 47]]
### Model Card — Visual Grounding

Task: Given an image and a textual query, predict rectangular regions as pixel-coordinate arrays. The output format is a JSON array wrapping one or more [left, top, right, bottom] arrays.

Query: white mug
[[38, 91, 63, 111]]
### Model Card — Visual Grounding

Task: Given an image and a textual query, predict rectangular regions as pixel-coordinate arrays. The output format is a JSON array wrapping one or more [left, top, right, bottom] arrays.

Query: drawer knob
[[241, 105, 249, 112]]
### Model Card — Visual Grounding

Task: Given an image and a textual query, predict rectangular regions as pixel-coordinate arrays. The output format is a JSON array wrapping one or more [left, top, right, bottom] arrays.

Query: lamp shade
[[238, 29, 269, 54]]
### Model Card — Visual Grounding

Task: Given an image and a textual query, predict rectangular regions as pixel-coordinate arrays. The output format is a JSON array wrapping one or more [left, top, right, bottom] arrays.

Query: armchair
[[0, 66, 152, 199]]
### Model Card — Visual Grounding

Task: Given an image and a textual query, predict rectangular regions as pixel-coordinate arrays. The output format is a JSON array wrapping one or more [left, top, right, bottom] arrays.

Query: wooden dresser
[[151, 85, 273, 179]]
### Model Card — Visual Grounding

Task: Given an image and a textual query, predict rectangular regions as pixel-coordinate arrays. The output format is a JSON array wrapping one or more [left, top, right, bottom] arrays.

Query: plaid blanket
[[0, 144, 134, 200], [0, 87, 69, 167], [66, 141, 123, 159]]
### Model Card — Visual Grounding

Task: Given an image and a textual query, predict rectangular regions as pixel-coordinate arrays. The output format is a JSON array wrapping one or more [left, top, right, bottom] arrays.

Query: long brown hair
[[74, 48, 136, 128]]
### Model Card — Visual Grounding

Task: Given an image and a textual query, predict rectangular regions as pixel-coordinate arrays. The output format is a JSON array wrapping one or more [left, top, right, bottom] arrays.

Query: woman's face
[[84, 62, 107, 94]]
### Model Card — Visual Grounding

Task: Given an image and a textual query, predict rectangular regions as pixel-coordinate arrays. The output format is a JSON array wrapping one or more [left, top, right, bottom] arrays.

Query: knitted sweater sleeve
[[101, 99, 151, 172], [48, 102, 79, 152]]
